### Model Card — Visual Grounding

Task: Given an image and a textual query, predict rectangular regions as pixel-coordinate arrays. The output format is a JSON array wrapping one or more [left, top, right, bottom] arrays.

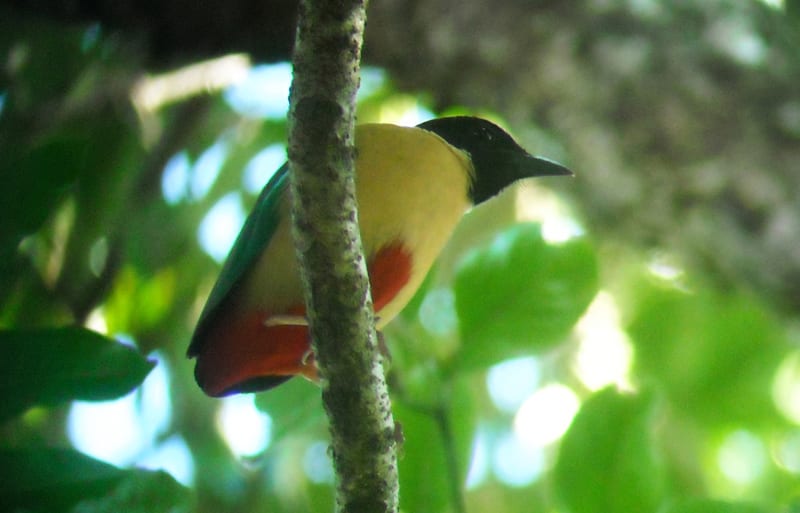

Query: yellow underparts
[[241, 122, 473, 326]]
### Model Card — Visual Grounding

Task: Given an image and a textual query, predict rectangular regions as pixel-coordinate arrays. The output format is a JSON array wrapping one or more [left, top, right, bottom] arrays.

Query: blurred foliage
[[554, 387, 666, 513], [0, 327, 153, 421], [1, 447, 126, 512], [1, 2, 799, 513], [454, 223, 598, 369]]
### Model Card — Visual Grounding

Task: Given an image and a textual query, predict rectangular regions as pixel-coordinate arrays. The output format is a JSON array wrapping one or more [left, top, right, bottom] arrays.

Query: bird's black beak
[[514, 152, 573, 178]]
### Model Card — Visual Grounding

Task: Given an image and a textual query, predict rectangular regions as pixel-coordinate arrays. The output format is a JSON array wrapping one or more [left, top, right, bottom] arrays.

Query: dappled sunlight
[[190, 140, 230, 201], [465, 431, 490, 489], [224, 63, 292, 119], [88, 236, 109, 278], [515, 184, 584, 244], [514, 182, 570, 222], [132, 54, 251, 113], [486, 356, 541, 414], [29, 199, 76, 288], [573, 292, 634, 391], [243, 144, 286, 194], [647, 252, 688, 287], [773, 430, 800, 474], [492, 431, 546, 487], [217, 394, 272, 457], [67, 353, 172, 467], [375, 97, 434, 126], [162, 151, 192, 205], [303, 440, 335, 484], [772, 350, 800, 425], [85, 307, 108, 335], [418, 287, 457, 338], [707, 15, 768, 66], [198, 192, 246, 262], [514, 383, 580, 448], [68, 396, 142, 466], [541, 215, 584, 244], [138, 434, 196, 487], [716, 430, 768, 486]]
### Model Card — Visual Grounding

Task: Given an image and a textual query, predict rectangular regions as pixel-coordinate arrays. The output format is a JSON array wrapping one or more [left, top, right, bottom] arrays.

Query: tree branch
[[287, 1, 399, 513]]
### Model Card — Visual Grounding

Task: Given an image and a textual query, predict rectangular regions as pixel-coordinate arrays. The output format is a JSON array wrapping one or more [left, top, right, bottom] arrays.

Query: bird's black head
[[417, 116, 571, 204]]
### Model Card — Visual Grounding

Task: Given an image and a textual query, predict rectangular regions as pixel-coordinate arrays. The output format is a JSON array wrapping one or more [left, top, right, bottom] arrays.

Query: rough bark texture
[[287, 1, 399, 512]]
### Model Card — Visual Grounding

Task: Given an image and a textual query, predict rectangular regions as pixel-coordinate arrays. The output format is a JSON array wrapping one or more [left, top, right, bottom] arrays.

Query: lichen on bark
[[287, 0, 400, 512]]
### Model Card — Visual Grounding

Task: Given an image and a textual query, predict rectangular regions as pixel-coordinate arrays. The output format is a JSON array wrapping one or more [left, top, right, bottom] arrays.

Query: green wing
[[187, 162, 290, 357]]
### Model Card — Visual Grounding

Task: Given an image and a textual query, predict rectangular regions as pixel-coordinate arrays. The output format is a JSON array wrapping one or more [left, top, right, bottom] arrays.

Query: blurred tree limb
[[287, 0, 399, 512]]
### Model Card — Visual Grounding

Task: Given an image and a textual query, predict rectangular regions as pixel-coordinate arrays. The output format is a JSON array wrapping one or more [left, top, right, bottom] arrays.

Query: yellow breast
[[354, 123, 473, 324], [243, 123, 473, 327]]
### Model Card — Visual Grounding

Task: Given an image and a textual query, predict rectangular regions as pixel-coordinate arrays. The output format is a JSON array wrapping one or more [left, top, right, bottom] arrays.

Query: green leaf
[[453, 223, 597, 370], [395, 377, 478, 513], [0, 447, 125, 512], [255, 378, 325, 442], [447, 377, 480, 487], [0, 327, 154, 421], [658, 498, 772, 513], [554, 387, 666, 513], [0, 134, 88, 253], [787, 0, 800, 25], [0, 15, 89, 105], [394, 402, 449, 513], [627, 286, 787, 425], [70, 469, 191, 513]]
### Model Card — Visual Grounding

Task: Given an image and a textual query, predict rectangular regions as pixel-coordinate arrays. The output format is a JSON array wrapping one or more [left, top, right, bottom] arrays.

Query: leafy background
[[2, 1, 800, 512]]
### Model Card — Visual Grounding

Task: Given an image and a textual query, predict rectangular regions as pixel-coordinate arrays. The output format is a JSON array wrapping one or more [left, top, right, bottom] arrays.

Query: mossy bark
[[287, 1, 399, 512]]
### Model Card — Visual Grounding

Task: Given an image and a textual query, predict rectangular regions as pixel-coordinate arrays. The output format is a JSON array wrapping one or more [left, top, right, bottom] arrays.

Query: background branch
[[287, 1, 399, 512]]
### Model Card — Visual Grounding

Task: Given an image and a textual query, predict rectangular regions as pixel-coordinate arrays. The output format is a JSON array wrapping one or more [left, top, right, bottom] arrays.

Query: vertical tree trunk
[[287, 0, 400, 512]]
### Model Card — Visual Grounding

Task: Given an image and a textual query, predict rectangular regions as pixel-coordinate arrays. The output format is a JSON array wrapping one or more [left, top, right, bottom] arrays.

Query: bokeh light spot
[[88, 237, 109, 277], [465, 430, 490, 489], [418, 287, 457, 337], [138, 434, 195, 486], [303, 440, 335, 484], [774, 431, 800, 474], [717, 429, 767, 484], [358, 67, 387, 99], [198, 192, 246, 263], [647, 253, 685, 283], [514, 383, 579, 448], [573, 292, 633, 391], [191, 140, 229, 201], [772, 351, 800, 425], [224, 63, 292, 118], [68, 354, 171, 467], [541, 215, 583, 244], [243, 144, 286, 194], [492, 431, 546, 487], [162, 151, 191, 205], [486, 356, 541, 414], [217, 394, 272, 457]]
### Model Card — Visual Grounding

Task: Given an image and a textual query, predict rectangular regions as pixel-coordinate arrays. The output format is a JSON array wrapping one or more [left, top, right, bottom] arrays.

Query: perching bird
[[188, 116, 570, 397]]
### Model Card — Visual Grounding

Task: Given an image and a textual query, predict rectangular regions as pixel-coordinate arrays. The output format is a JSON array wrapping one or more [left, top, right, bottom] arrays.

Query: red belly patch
[[194, 243, 412, 396], [368, 243, 412, 314]]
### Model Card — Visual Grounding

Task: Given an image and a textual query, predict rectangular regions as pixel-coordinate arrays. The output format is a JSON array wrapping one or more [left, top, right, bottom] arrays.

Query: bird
[[188, 116, 571, 397]]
